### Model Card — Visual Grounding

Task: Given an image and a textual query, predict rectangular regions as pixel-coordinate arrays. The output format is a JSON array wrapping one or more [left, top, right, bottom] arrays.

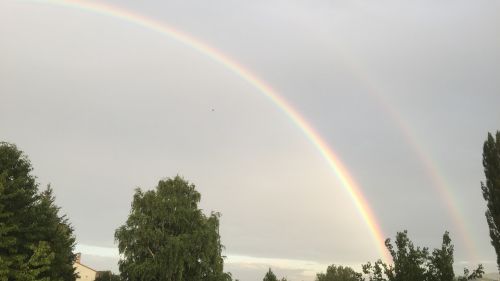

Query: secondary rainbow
[[334, 50, 479, 261], [26, 0, 391, 260]]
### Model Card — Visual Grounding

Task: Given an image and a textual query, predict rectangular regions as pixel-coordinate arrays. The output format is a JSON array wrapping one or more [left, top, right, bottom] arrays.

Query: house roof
[[74, 262, 97, 273]]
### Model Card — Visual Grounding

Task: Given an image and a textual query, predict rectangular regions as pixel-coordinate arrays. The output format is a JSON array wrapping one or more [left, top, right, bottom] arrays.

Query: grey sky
[[1, 0, 499, 280]]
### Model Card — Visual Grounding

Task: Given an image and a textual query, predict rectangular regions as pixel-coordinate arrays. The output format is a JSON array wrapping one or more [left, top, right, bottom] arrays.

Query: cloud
[[75, 244, 342, 280], [75, 244, 119, 258], [2, 0, 500, 280]]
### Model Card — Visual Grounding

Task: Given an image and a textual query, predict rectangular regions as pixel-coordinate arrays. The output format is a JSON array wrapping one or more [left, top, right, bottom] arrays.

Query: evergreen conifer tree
[[481, 131, 500, 272], [263, 268, 278, 281], [34, 187, 77, 280], [0, 142, 76, 280]]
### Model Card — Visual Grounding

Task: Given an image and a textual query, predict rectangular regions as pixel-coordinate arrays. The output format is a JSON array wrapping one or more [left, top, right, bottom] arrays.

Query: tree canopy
[[95, 271, 121, 281], [362, 230, 483, 281], [481, 131, 500, 272], [263, 268, 278, 281], [316, 265, 363, 281], [0, 142, 76, 281], [115, 176, 232, 281], [263, 268, 287, 281]]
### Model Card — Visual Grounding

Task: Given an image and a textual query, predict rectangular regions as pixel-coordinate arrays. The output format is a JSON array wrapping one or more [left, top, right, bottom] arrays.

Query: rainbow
[[23, 0, 394, 261], [334, 50, 479, 261]]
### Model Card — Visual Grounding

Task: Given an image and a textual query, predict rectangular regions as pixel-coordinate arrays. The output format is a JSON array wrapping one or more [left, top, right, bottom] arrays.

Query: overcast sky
[[1, 0, 500, 280]]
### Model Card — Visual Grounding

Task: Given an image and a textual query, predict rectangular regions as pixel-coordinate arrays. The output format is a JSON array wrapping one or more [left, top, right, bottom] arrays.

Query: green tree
[[263, 268, 278, 281], [262, 268, 287, 281], [115, 176, 231, 281], [33, 187, 77, 281], [362, 231, 482, 281], [385, 230, 429, 281], [362, 260, 387, 281], [316, 265, 362, 281], [427, 232, 454, 281], [95, 271, 121, 281], [456, 265, 484, 281], [20, 241, 54, 281], [0, 142, 76, 281], [0, 142, 39, 280], [481, 131, 500, 272]]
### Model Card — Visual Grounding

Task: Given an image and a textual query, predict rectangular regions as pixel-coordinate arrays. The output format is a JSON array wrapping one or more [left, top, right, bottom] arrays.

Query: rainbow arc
[[21, 0, 478, 262]]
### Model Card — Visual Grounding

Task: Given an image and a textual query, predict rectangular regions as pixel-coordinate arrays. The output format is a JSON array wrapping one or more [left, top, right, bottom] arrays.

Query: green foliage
[[263, 268, 278, 281], [0, 143, 38, 280], [427, 232, 454, 281], [262, 268, 278, 281], [362, 230, 483, 281], [362, 260, 387, 281], [95, 271, 122, 281], [456, 265, 485, 281], [33, 187, 77, 281], [316, 265, 363, 281], [115, 176, 231, 281], [262, 268, 287, 281], [0, 142, 76, 281], [20, 241, 54, 281], [264, 268, 289, 281], [385, 230, 429, 281], [481, 131, 500, 272]]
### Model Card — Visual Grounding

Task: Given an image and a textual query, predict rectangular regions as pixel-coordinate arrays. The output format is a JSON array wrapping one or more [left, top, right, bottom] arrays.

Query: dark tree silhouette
[[481, 131, 500, 272]]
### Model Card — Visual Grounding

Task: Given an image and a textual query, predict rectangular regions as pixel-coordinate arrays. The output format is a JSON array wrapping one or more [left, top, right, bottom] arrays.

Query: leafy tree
[[316, 265, 362, 281], [427, 232, 454, 281], [263, 268, 278, 281], [263, 268, 289, 281], [0, 142, 76, 281], [456, 265, 484, 281], [362, 260, 387, 281], [262, 268, 287, 281], [95, 271, 121, 281], [115, 176, 231, 281], [387, 230, 429, 281], [481, 131, 500, 272], [363, 230, 428, 281], [362, 230, 482, 281]]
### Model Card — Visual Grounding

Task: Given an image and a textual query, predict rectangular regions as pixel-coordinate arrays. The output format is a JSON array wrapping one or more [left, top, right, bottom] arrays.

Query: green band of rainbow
[[26, 0, 392, 260]]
